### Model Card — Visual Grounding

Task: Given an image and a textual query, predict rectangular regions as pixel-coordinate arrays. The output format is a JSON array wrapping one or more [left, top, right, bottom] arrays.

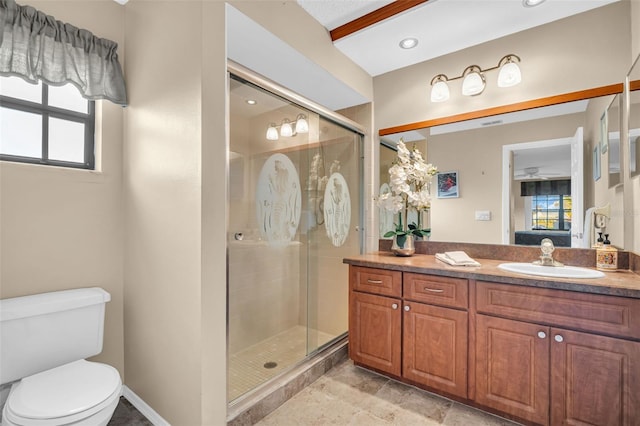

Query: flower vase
[[391, 233, 415, 257]]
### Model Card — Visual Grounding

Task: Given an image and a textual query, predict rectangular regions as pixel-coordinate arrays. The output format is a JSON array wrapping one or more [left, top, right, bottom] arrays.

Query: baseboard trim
[[122, 385, 171, 426]]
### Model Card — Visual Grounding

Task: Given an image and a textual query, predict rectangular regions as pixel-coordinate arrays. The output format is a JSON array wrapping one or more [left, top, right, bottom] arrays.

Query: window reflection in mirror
[[629, 55, 640, 179]]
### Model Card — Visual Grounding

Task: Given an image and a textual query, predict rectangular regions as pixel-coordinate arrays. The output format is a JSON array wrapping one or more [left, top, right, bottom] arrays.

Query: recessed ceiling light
[[522, 0, 546, 7], [399, 37, 418, 49], [246, 99, 257, 105]]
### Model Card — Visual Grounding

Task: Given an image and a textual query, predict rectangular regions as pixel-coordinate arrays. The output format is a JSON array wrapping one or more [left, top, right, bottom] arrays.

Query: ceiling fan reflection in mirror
[[514, 166, 561, 180]]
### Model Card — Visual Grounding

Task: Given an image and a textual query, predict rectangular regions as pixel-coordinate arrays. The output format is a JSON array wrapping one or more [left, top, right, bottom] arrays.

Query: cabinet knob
[[404, 305, 410, 312], [554, 334, 564, 343], [391, 303, 398, 310], [537, 331, 547, 339]]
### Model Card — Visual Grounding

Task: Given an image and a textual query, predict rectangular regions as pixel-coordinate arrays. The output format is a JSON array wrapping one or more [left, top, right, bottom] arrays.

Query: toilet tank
[[0, 288, 111, 385]]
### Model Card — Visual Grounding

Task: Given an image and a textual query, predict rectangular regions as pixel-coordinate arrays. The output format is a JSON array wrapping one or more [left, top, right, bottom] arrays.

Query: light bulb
[[266, 124, 279, 141], [280, 119, 293, 137], [462, 71, 485, 96], [430, 80, 450, 102], [498, 61, 522, 87], [295, 114, 309, 133]]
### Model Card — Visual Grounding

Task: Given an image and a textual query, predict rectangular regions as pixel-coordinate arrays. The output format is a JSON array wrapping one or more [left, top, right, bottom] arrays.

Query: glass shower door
[[227, 73, 362, 402]]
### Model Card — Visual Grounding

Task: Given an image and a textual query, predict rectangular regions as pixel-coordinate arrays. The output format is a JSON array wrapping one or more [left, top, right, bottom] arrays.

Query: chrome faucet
[[533, 238, 564, 267]]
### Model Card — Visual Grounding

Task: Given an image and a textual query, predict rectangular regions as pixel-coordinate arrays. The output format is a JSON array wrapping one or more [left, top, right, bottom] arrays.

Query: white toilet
[[0, 288, 122, 426]]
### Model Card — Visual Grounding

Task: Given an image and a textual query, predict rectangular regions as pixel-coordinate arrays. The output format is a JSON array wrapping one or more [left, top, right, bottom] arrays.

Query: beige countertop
[[344, 252, 640, 298]]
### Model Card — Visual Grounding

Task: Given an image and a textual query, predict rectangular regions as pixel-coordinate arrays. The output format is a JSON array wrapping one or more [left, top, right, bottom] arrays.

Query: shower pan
[[227, 65, 364, 403]]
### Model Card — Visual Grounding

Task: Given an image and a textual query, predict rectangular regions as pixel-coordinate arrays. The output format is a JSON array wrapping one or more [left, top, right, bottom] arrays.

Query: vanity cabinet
[[476, 281, 640, 425], [349, 266, 469, 398], [349, 267, 402, 376], [403, 273, 468, 398], [475, 314, 550, 424]]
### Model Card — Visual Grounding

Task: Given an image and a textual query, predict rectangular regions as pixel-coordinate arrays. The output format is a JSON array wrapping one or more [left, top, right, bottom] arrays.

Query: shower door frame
[[226, 61, 366, 404]]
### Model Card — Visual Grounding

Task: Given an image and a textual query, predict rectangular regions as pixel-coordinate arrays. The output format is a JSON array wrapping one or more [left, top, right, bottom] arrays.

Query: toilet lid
[[6, 359, 121, 420]]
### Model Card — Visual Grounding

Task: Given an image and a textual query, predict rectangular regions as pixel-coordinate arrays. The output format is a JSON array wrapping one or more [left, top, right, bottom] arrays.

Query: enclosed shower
[[227, 67, 363, 402]]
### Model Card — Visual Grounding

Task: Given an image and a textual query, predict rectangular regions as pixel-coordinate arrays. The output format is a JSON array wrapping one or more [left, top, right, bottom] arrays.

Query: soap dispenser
[[593, 232, 604, 248], [596, 234, 618, 271]]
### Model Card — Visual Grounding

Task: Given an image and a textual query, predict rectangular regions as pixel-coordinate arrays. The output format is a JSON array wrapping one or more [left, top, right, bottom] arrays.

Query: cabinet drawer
[[404, 273, 468, 309], [350, 266, 402, 297], [477, 281, 640, 340]]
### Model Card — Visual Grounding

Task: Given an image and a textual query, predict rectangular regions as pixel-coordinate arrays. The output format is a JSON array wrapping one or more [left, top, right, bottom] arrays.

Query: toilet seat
[[2, 360, 122, 426]]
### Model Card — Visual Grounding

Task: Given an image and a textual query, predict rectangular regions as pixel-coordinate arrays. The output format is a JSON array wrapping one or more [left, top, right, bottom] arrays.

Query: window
[[531, 195, 572, 230], [0, 76, 95, 169]]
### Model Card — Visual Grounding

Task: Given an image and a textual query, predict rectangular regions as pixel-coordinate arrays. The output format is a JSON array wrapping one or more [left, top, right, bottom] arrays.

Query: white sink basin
[[498, 263, 605, 279]]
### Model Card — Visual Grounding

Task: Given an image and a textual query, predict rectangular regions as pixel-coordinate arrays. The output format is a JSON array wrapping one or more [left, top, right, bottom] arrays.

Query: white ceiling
[[297, 0, 619, 76]]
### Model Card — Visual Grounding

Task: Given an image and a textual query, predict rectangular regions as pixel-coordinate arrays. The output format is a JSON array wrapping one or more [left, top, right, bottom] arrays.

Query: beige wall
[[427, 114, 584, 244], [123, 1, 228, 424], [122, 1, 370, 425], [229, 1, 372, 104], [0, 1, 125, 377], [373, 1, 634, 251]]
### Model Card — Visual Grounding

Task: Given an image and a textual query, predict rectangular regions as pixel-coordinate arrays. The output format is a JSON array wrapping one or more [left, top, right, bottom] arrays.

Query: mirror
[[606, 94, 621, 188], [629, 55, 640, 179], [379, 90, 625, 249]]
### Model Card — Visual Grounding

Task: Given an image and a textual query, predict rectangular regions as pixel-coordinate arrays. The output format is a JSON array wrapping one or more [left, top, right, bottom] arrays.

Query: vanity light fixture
[[461, 65, 486, 96], [429, 54, 522, 102], [399, 37, 419, 49], [265, 114, 310, 141], [430, 74, 450, 102]]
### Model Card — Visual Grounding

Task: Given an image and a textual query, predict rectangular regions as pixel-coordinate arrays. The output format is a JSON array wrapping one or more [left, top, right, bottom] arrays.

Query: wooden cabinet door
[[403, 302, 468, 398], [476, 315, 550, 425], [349, 291, 401, 376], [550, 328, 640, 425]]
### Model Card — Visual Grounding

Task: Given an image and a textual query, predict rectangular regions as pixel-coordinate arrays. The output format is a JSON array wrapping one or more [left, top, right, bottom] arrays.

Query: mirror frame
[[379, 84, 623, 136]]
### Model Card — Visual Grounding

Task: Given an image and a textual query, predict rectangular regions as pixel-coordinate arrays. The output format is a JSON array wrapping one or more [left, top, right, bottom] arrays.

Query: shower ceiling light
[[522, 0, 546, 7], [399, 37, 418, 49], [295, 114, 309, 133], [265, 114, 309, 140], [266, 123, 279, 141], [280, 119, 293, 137], [429, 54, 522, 102]]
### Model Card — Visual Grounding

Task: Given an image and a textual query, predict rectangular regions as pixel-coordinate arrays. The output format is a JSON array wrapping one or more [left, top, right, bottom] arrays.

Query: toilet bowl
[[0, 288, 122, 426], [2, 360, 122, 426]]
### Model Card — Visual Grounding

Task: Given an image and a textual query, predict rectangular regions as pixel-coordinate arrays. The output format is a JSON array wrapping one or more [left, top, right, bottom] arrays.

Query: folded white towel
[[435, 251, 481, 267]]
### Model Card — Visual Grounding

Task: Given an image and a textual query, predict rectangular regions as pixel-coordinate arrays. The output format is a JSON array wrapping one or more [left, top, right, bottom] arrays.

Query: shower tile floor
[[229, 325, 335, 401]]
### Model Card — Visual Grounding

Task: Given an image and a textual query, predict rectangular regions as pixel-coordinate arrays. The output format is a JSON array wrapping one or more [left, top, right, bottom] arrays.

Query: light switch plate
[[475, 210, 491, 221]]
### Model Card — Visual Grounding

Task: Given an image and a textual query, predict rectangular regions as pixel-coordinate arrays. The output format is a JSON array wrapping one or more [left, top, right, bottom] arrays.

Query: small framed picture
[[593, 145, 601, 181], [600, 112, 608, 154], [436, 171, 459, 198]]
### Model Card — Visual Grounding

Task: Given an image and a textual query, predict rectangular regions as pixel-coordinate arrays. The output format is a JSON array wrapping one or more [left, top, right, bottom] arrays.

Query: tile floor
[[256, 359, 522, 426], [108, 397, 153, 426]]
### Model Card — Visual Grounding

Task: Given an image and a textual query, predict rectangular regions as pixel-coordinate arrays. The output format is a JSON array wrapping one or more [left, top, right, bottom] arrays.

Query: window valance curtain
[[0, 0, 127, 106]]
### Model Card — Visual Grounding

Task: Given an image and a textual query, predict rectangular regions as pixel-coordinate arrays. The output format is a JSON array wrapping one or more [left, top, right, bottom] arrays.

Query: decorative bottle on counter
[[596, 234, 618, 271]]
